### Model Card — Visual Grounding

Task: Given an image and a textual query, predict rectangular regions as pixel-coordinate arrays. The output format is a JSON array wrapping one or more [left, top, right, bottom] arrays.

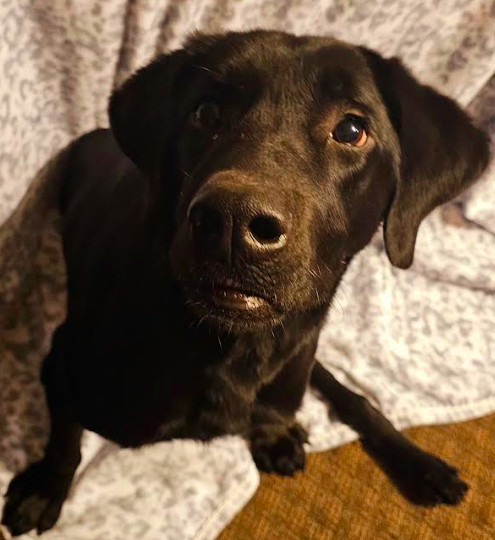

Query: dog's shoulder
[[61, 128, 139, 214]]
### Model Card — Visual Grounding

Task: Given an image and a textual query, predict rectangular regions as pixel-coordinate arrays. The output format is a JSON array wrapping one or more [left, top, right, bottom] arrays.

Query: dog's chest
[[177, 338, 279, 440], [69, 325, 281, 446]]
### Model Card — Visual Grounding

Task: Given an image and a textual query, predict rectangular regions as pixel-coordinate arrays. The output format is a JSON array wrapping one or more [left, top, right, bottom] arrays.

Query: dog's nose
[[188, 186, 289, 261], [246, 214, 287, 247]]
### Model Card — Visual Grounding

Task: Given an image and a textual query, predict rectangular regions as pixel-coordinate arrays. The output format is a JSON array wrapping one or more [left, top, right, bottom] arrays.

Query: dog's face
[[109, 31, 489, 331], [167, 34, 400, 329]]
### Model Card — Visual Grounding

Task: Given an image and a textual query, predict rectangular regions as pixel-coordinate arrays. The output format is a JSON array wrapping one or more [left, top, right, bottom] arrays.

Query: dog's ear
[[361, 48, 490, 269], [108, 50, 188, 178]]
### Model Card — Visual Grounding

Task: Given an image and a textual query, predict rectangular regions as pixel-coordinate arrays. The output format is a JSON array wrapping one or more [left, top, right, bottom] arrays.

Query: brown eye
[[331, 115, 368, 147], [191, 102, 221, 129]]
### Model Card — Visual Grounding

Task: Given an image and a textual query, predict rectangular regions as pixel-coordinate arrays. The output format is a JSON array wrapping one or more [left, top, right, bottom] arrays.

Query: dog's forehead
[[187, 31, 377, 104]]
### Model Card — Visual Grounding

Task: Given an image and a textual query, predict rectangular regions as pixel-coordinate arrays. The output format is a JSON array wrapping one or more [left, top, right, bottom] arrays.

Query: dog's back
[[61, 129, 151, 306]]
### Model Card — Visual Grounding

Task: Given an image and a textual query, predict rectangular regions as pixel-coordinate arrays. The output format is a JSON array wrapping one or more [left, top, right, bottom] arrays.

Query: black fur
[[2, 30, 489, 535]]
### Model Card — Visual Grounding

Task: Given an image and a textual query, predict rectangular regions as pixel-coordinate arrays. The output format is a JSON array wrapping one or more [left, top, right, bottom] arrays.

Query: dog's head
[[109, 31, 489, 331]]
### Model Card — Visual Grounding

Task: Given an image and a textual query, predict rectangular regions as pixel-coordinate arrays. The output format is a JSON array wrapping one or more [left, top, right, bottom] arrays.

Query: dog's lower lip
[[200, 287, 269, 311]]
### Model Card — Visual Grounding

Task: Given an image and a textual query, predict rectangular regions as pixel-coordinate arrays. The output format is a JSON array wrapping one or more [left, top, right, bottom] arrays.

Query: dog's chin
[[183, 285, 283, 333]]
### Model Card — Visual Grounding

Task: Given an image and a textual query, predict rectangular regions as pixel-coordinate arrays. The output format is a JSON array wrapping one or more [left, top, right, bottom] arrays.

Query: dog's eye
[[191, 102, 221, 129], [331, 115, 368, 147]]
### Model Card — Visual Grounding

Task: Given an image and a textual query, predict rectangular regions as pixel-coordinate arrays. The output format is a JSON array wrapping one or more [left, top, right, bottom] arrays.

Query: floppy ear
[[361, 48, 490, 269], [108, 50, 188, 178]]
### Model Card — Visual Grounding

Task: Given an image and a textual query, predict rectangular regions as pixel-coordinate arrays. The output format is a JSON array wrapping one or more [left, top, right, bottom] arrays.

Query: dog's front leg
[[2, 326, 83, 536], [311, 361, 468, 506], [248, 345, 316, 476]]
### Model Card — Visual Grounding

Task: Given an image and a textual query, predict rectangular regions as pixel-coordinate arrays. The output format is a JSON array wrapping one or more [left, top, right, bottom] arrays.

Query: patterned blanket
[[1, 1, 494, 539]]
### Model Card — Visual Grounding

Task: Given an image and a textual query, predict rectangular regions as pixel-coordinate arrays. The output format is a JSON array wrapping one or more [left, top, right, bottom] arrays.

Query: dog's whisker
[[181, 168, 193, 179], [193, 64, 224, 80], [314, 287, 320, 303]]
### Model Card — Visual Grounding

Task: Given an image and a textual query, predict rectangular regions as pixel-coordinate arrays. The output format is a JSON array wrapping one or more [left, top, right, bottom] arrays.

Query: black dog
[[2, 30, 489, 536]]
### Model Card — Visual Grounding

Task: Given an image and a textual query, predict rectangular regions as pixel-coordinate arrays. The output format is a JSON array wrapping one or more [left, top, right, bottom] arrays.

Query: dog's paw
[[403, 451, 468, 506], [1, 460, 71, 536], [365, 441, 468, 506], [250, 422, 308, 476]]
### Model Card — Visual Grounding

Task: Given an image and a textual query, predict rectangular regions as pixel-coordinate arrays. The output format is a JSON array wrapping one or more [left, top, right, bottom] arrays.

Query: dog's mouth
[[182, 281, 279, 328], [204, 286, 270, 311]]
